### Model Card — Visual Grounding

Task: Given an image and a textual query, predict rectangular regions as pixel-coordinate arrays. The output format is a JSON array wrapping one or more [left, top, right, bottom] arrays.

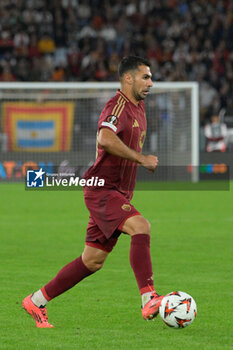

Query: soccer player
[[22, 55, 164, 328]]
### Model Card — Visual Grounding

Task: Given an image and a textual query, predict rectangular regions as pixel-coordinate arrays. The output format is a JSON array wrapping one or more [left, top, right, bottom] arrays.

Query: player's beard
[[132, 82, 149, 101], [132, 89, 144, 101]]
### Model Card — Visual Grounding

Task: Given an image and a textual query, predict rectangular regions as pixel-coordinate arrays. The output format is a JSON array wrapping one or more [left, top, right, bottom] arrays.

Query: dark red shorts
[[84, 189, 140, 252]]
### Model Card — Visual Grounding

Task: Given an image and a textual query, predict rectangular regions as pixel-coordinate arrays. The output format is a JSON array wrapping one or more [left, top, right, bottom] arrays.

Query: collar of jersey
[[117, 89, 130, 103], [117, 89, 143, 109]]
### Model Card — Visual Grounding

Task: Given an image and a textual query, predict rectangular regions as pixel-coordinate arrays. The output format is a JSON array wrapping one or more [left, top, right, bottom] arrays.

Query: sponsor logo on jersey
[[121, 204, 131, 211], [133, 119, 139, 128]]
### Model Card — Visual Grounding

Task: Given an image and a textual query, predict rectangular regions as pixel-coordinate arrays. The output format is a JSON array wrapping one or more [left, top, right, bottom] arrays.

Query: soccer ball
[[159, 291, 197, 328]]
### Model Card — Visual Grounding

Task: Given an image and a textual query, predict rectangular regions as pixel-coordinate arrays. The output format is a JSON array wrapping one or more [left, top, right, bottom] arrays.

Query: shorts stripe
[[118, 212, 141, 232], [85, 242, 115, 253]]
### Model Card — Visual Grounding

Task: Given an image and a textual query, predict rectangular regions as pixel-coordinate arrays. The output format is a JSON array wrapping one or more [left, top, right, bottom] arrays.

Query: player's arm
[[98, 127, 158, 172]]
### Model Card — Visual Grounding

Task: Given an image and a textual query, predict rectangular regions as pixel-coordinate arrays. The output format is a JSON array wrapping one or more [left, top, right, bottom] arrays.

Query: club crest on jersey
[[139, 130, 146, 148], [101, 115, 119, 132]]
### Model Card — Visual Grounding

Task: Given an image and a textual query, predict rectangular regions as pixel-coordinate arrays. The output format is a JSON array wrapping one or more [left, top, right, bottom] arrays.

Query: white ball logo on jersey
[[101, 115, 119, 132]]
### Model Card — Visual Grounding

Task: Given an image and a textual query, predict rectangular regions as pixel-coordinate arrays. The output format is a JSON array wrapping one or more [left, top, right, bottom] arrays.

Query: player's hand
[[139, 154, 158, 172]]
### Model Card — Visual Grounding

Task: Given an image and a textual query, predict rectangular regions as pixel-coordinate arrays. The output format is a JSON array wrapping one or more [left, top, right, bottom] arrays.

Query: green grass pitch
[[0, 182, 233, 350]]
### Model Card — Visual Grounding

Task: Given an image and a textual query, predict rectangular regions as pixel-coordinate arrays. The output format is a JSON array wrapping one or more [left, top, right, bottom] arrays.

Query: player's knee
[[84, 257, 105, 272], [93, 260, 105, 271], [91, 260, 105, 272], [139, 219, 151, 235], [82, 245, 108, 272], [132, 218, 151, 236]]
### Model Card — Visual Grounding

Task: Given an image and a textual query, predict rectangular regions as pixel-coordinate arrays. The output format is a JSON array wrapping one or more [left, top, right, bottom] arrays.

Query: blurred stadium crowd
[[0, 0, 233, 124]]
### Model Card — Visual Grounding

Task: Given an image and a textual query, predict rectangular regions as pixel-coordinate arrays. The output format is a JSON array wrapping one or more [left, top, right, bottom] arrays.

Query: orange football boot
[[142, 293, 164, 320], [22, 294, 54, 328]]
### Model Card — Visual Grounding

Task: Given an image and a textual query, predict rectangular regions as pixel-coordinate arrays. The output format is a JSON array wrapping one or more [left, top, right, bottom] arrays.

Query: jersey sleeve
[[98, 98, 127, 135]]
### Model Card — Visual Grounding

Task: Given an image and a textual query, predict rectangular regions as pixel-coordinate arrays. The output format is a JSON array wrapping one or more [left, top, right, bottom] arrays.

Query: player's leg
[[84, 189, 162, 319], [82, 245, 109, 271], [41, 245, 109, 300], [120, 215, 164, 320], [22, 245, 109, 328]]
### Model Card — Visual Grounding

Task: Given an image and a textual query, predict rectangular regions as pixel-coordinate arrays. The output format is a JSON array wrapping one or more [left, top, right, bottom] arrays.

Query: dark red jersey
[[83, 90, 147, 200]]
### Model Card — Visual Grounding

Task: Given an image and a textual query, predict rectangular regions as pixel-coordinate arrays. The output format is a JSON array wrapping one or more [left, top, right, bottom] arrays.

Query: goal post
[[0, 82, 199, 183]]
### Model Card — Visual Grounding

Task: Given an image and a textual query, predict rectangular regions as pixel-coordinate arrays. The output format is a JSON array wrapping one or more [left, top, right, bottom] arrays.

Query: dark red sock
[[130, 234, 155, 294], [42, 256, 93, 300]]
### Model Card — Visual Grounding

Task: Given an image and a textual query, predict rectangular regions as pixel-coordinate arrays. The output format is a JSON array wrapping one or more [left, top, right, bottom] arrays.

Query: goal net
[[0, 82, 199, 183]]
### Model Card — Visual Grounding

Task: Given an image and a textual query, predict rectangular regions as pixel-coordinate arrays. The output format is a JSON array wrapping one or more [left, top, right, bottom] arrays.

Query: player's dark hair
[[118, 55, 151, 79]]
